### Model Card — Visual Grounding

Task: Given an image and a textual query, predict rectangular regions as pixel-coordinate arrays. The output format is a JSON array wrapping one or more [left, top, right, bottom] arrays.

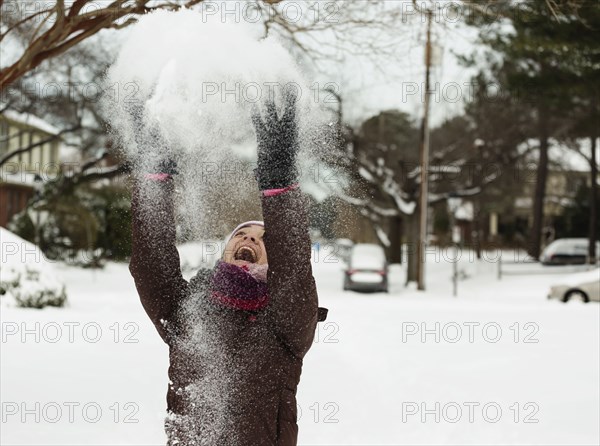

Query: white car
[[540, 238, 599, 265], [343, 243, 388, 292], [547, 268, 600, 303]]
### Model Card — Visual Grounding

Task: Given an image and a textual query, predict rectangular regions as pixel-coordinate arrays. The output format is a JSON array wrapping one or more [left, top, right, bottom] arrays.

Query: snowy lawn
[[1, 247, 598, 445]]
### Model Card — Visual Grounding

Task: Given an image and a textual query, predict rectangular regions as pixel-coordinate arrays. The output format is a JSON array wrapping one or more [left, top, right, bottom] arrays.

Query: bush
[[0, 267, 20, 295], [9, 184, 132, 263], [1, 266, 67, 309], [7, 211, 36, 244], [92, 186, 132, 260], [1, 228, 68, 309], [0, 267, 67, 308]]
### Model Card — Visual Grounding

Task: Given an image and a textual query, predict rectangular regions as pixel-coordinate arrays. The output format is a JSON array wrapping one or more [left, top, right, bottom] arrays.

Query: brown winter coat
[[129, 178, 324, 446]]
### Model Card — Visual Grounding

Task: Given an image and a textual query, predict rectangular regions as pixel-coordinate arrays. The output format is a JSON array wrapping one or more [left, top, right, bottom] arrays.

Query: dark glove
[[251, 87, 299, 190], [125, 100, 178, 175]]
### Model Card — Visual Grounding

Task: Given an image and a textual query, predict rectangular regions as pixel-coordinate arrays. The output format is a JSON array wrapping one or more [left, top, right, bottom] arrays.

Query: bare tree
[[0, 125, 80, 168], [259, 0, 407, 71], [319, 66, 530, 281], [1, 0, 411, 88], [322, 112, 501, 277], [1, 0, 411, 172], [0, 35, 119, 171], [0, 0, 208, 87]]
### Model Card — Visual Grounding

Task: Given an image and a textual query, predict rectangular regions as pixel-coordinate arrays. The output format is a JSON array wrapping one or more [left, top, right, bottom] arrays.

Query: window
[[40, 142, 47, 166], [17, 128, 22, 162], [0, 120, 8, 155], [51, 142, 58, 163], [566, 176, 584, 195], [24, 131, 32, 167]]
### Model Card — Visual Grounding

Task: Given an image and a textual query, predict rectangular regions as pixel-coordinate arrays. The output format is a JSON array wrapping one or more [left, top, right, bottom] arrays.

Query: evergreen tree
[[465, 0, 600, 258]]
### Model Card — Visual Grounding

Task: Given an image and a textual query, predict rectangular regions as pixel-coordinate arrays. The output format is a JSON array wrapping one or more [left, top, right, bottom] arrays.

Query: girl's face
[[222, 224, 268, 267]]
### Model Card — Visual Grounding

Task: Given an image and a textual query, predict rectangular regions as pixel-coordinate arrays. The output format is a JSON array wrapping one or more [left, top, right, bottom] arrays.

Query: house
[[508, 141, 596, 244], [0, 111, 61, 228], [514, 170, 590, 223], [325, 140, 597, 254], [435, 168, 591, 249]]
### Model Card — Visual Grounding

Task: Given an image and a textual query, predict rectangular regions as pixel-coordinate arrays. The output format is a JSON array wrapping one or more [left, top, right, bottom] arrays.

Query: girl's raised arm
[[253, 88, 320, 358], [130, 175, 188, 342], [127, 103, 187, 343]]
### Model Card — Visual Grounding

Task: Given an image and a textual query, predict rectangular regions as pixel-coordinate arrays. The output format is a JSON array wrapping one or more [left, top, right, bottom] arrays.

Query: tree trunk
[[405, 210, 419, 285], [529, 106, 550, 260], [589, 136, 598, 264], [388, 215, 403, 264], [474, 200, 482, 259]]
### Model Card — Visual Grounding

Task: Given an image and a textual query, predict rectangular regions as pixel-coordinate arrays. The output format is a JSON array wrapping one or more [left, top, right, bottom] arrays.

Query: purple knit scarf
[[209, 260, 269, 311]]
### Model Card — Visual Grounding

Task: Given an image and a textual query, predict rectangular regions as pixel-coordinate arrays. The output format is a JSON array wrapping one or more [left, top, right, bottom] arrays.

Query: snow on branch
[[375, 225, 391, 248]]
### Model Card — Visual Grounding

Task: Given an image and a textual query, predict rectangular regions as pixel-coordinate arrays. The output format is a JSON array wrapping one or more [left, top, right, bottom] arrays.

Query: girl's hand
[[124, 96, 178, 176], [251, 86, 299, 190]]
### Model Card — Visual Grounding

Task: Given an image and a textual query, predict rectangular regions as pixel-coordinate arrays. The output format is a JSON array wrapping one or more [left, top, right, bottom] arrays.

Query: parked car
[[540, 238, 600, 265], [547, 268, 600, 303], [343, 243, 388, 292]]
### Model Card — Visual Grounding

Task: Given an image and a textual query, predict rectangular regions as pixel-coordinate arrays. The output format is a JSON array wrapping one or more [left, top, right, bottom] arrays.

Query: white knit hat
[[225, 220, 265, 244]]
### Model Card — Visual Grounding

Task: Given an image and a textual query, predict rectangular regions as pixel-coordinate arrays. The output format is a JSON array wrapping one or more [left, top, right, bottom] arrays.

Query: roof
[[0, 172, 40, 188], [1, 110, 61, 136]]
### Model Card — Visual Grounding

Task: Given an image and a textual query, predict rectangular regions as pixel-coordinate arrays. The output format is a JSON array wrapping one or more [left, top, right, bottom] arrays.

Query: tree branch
[[0, 0, 204, 86], [0, 125, 80, 168]]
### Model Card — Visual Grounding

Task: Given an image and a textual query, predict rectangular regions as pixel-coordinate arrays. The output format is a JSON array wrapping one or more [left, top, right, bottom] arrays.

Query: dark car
[[343, 243, 388, 292], [540, 238, 600, 265]]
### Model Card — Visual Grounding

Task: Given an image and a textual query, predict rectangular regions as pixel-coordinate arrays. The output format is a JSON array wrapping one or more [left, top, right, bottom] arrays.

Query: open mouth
[[234, 246, 258, 263]]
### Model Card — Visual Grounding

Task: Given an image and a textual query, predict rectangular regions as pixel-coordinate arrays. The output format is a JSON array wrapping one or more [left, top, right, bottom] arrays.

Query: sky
[[336, 19, 483, 127]]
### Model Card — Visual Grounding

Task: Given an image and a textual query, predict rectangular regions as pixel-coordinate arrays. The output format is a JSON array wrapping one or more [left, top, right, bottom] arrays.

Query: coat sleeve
[[261, 187, 319, 358], [129, 178, 188, 342]]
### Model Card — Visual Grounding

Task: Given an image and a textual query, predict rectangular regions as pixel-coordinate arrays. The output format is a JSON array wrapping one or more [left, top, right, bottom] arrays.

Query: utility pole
[[417, 10, 433, 291]]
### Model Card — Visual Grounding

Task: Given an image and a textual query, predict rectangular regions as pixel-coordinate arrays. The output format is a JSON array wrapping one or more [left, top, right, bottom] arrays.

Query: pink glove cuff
[[145, 173, 172, 182], [261, 183, 299, 197]]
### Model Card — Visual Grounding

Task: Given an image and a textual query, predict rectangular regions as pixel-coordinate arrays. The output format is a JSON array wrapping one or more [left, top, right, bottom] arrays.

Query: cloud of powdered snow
[[102, 8, 339, 238]]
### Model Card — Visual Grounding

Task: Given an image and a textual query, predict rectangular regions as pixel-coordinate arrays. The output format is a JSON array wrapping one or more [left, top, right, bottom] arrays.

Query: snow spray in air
[[103, 8, 338, 239]]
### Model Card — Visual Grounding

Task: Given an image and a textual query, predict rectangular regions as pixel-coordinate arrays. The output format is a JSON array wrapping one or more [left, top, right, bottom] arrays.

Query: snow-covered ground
[[1, 245, 598, 445]]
